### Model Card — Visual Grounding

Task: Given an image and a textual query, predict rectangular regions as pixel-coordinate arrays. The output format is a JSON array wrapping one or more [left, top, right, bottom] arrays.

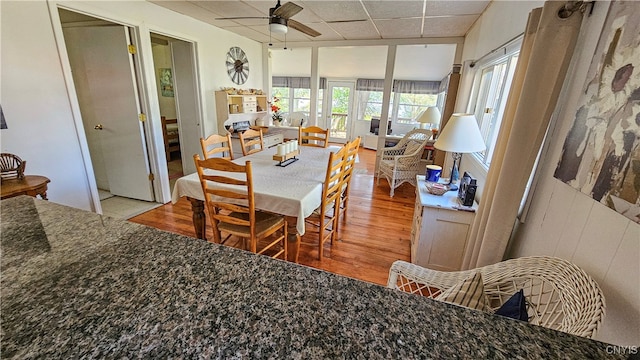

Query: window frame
[[467, 47, 520, 169]]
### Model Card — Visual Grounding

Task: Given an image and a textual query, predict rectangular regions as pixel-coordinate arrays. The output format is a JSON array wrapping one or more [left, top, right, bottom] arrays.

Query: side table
[[411, 175, 477, 271], [1, 175, 51, 200]]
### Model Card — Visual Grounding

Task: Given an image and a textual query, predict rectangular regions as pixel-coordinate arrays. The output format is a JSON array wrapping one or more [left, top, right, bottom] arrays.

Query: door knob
[[94, 124, 103, 130]]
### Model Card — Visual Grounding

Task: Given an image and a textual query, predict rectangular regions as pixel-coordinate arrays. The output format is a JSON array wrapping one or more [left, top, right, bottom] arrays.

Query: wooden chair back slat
[[299, 126, 329, 148], [307, 145, 348, 260], [200, 133, 234, 160], [239, 129, 264, 156], [193, 154, 287, 260], [337, 137, 361, 230]]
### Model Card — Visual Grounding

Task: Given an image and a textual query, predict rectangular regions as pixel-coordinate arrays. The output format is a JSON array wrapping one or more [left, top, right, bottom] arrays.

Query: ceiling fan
[[216, 0, 321, 38]]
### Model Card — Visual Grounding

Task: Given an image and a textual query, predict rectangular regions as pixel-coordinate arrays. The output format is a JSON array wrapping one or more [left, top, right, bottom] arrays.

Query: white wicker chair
[[387, 256, 606, 339], [376, 129, 431, 197]]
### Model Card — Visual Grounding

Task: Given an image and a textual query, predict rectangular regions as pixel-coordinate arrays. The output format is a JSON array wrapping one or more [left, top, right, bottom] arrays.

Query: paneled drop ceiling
[[149, 0, 490, 44]]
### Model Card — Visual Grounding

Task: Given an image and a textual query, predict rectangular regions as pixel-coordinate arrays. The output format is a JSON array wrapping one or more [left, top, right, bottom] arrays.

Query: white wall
[[508, 2, 639, 346], [317, 46, 389, 79], [152, 43, 177, 119], [1, 0, 263, 209], [1, 1, 93, 210], [272, 44, 456, 81], [271, 47, 312, 77]]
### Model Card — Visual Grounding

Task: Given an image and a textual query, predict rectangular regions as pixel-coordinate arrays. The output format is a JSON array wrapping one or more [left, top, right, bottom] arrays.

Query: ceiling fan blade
[[325, 19, 368, 24], [214, 16, 269, 20], [273, 2, 303, 19], [288, 19, 321, 37]]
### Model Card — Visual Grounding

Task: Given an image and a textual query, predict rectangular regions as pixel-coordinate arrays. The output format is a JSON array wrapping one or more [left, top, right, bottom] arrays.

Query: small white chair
[[287, 112, 307, 127], [387, 256, 606, 339]]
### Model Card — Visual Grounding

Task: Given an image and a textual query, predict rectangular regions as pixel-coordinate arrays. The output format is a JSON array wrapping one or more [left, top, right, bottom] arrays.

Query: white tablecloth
[[172, 146, 336, 235]]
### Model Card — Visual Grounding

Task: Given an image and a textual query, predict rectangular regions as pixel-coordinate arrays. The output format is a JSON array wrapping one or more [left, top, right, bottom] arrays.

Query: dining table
[[0, 195, 625, 359], [172, 145, 336, 262]]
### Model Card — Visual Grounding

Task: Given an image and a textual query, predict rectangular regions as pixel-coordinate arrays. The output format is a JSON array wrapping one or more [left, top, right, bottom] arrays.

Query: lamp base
[[447, 152, 462, 191]]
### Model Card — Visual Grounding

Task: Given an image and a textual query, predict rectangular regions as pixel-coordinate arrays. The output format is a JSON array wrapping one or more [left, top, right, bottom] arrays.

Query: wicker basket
[[426, 182, 449, 195]]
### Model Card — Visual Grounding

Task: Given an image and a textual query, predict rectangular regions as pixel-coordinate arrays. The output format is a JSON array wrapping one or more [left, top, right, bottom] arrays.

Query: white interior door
[[171, 40, 201, 175], [326, 81, 355, 144], [63, 25, 154, 201]]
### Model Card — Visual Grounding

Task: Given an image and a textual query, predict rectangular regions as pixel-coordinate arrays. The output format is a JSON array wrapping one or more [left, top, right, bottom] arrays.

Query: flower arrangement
[[270, 97, 283, 124]]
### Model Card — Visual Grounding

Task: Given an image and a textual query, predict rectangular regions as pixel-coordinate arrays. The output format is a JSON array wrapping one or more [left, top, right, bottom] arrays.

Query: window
[[292, 88, 310, 113], [272, 87, 290, 113], [395, 93, 437, 124], [271, 77, 325, 120], [355, 79, 440, 125], [468, 53, 519, 167], [357, 90, 390, 120]]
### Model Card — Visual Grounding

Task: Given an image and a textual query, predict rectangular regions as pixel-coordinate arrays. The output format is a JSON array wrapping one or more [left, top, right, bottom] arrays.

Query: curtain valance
[[356, 78, 441, 94], [272, 76, 327, 89], [393, 80, 441, 94]]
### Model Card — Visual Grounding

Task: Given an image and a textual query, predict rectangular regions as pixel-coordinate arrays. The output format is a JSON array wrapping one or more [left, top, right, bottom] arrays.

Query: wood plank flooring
[[129, 147, 417, 286]]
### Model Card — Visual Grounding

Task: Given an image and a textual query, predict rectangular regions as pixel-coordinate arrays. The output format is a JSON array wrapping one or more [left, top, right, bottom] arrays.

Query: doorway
[[59, 9, 158, 217], [326, 81, 355, 143], [150, 33, 201, 191]]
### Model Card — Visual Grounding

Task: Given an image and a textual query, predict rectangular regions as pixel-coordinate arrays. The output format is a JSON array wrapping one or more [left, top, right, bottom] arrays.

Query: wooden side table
[[410, 175, 477, 271], [1, 175, 51, 200]]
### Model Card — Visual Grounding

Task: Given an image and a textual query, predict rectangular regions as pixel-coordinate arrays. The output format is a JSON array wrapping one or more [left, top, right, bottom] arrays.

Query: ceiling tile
[[192, 1, 266, 19], [425, 1, 490, 16], [243, 1, 324, 23], [149, 0, 487, 43], [301, 22, 345, 41], [375, 18, 422, 39], [221, 25, 274, 42], [299, 0, 368, 22], [422, 15, 477, 37], [362, 1, 424, 19], [327, 20, 380, 40], [149, 1, 239, 27]]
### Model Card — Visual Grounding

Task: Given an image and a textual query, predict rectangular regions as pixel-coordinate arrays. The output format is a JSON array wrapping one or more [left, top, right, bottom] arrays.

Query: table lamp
[[417, 106, 441, 130], [433, 113, 485, 191]]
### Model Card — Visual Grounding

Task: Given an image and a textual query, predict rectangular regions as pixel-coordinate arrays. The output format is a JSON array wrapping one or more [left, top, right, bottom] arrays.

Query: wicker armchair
[[376, 129, 431, 196], [387, 256, 606, 339]]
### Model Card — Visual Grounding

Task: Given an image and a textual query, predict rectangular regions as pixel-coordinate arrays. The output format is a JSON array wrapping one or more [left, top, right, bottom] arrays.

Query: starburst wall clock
[[226, 47, 249, 85]]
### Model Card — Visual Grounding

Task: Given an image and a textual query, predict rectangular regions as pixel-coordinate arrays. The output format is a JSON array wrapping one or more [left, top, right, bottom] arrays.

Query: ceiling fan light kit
[[216, 1, 320, 38], [269, 18, 288, 34]]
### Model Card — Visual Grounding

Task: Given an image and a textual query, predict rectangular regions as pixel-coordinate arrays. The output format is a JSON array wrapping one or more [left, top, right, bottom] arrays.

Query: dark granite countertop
[[1, 196, 624, 359]]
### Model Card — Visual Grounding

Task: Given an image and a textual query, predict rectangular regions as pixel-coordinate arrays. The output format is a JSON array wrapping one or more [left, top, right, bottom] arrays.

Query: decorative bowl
[[426, 182, 449, 196]]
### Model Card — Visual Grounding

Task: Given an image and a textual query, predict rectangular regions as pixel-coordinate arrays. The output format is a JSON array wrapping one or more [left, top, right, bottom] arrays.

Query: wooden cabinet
[[411, 175, 477, 272], [215, 91, 268, 134]]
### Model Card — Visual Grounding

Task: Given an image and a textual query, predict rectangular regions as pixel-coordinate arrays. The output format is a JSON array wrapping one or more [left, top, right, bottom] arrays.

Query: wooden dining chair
[[200, 133, 234, 160], [238, 128, 264, 156], [337, 137, 361, 231], [193, 155, 287, 259], [298, 126, 329, 148], [161, 116, 181, 162], [305, 145, 347, 260]]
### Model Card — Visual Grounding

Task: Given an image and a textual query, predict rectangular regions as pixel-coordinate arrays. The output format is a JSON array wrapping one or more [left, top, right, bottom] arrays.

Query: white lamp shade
[[434, 113, 486, 153], [417, 107, 441, 126], [270, 22, 288, 34]]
